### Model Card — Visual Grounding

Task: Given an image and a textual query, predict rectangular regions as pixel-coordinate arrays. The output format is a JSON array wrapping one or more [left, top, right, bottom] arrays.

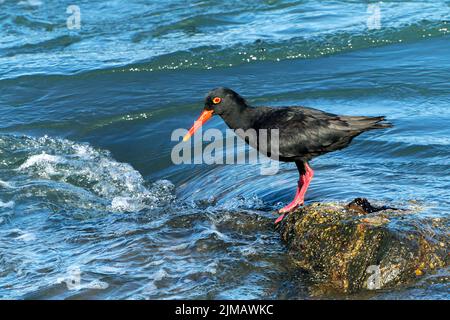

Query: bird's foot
[[275, 201, 304, 224], [278, 201, 304, 214], [275, 162, 313, 224]]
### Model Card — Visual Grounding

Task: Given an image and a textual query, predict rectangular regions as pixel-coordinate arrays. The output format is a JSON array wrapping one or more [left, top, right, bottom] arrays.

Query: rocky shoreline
[[277, 198, 448, 294]]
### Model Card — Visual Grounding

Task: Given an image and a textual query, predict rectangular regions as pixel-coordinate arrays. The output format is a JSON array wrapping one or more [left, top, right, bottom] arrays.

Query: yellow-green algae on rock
[[278, 198, 448, 294]]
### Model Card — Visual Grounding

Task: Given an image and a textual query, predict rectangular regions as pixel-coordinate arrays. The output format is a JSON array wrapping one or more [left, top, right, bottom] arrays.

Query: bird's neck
[[220, 105, 255, 130]]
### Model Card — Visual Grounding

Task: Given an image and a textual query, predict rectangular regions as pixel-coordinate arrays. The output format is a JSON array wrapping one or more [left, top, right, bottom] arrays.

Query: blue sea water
[[0, 0, 449, 299]]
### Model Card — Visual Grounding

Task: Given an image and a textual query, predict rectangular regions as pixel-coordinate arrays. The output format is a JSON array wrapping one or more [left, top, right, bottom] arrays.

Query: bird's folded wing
[[256, 107, 358, 159]]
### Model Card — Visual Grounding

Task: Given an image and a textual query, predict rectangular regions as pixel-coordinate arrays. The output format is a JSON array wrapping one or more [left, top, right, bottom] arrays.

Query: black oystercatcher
[[183, 88, 392, 223]]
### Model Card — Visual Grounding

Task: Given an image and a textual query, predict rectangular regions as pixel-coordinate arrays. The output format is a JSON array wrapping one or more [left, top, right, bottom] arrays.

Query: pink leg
[[275, 162, 314, 224]]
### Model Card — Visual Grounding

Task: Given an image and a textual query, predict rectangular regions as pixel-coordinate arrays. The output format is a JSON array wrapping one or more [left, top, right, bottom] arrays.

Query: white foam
[[151, 269, 168, 281], [82, 280, 109, 290], [0, 200, 15, 209], [0, 180, 11, 188], [18, 0, 42, 6], [15, 232, 36, 242], [13, 135, 176, 213], [57, 269, 109, 291], [199, 224, 229, 241], [216, 195, 265, 211], [111, 196, 149, 212], [240, 246, 257, 257], [73, 144, 95, 158], [18, 152, 62, 170], [205, 262, 218, 274]]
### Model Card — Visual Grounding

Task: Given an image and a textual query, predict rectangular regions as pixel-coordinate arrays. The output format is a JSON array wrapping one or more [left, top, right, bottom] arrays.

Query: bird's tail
[[341, 115, 393, 131]]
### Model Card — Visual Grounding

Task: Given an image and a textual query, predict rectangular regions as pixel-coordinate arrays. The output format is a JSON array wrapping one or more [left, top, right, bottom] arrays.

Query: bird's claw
[[275, 201, 304, 224], [274, 214, 285, 224]]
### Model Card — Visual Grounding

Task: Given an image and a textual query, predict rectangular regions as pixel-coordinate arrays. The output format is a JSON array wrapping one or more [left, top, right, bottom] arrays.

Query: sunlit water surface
[[0, 0, 449, 299]]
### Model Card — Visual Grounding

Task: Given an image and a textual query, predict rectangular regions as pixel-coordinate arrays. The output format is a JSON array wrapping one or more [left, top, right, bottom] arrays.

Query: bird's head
[[183, 87, 247, 141]]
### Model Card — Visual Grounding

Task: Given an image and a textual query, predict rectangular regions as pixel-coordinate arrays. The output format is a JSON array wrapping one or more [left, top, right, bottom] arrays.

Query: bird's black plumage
[[204, 87, 392, 162], [186, 87, 392, 219]]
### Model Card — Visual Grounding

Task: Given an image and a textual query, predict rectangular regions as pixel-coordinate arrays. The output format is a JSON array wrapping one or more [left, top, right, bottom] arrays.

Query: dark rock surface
[[278, 198, 449, 294]]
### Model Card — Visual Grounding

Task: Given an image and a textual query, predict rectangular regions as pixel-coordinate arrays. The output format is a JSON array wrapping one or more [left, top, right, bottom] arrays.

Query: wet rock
[[277, 198, 449, 294]]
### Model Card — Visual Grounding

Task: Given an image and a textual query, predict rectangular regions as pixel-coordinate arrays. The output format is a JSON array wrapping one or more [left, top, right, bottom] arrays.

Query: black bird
[[183, 87, 392, 223]]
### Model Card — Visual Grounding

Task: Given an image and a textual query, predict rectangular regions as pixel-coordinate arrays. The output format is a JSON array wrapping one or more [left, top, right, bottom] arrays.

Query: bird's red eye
[[212, 97, 222, 104]]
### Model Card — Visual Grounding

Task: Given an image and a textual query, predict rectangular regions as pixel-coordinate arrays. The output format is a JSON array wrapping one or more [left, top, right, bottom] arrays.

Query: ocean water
[[0, 0, 449, 299]]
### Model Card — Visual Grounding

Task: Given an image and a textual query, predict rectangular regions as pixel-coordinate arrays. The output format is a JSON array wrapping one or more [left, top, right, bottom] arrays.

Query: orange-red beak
[[183, 110, 214, 142]]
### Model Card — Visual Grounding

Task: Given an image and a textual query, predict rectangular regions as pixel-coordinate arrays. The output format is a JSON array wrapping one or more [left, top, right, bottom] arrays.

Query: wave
[[10, 13, 54, 31], [2, 35, 81, 57], [0, 135, 176, 214], [113, 20, 449, 73], [1, 19, 448, 82]]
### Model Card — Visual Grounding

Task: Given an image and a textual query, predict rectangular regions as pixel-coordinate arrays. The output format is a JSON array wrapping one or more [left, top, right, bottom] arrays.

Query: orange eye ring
[[212, 97, 222, 104]]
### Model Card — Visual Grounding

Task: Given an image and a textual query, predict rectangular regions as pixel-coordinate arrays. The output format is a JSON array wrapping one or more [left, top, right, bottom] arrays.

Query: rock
[[277, 198, 449, 294]]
